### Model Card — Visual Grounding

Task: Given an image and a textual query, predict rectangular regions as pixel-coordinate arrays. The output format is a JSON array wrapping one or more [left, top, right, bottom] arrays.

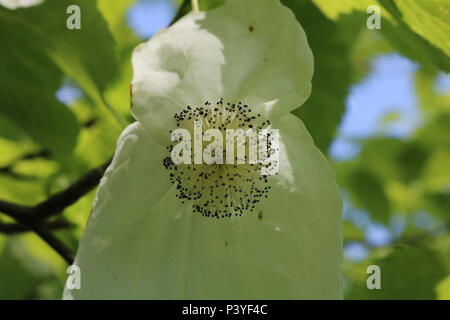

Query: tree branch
[[0, 159, 111, 264], [0, 219, 73, 234], [35, 160, 111, 219], [33, 225, 75, 264], [0, 199, 31, 221]]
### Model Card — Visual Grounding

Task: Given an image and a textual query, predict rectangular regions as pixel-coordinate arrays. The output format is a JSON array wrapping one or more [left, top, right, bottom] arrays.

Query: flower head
[[65, 0, 342, 299]]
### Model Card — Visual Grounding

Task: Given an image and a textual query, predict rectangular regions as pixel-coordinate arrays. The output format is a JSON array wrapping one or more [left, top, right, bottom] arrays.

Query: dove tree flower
[[65, 0, 342, 299]]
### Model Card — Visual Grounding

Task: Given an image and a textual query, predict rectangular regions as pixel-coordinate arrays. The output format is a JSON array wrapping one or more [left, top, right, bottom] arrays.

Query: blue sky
[[126, 0, 175, 39], [329, 54, 420, 161]]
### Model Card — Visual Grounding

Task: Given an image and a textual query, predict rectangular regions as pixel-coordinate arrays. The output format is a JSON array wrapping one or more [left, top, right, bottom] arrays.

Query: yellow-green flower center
[[163, 99, 276, 218]]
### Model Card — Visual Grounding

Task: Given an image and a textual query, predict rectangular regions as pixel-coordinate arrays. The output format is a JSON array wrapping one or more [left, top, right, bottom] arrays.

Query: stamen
[[163, 99, 277, 218]]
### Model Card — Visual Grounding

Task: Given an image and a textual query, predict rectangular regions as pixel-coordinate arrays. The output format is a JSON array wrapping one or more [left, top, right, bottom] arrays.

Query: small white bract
[[0, 0, 43, 10]]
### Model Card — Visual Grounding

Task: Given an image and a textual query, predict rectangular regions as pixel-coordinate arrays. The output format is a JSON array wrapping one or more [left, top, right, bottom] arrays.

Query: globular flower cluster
[[163, 99, 275, 218]]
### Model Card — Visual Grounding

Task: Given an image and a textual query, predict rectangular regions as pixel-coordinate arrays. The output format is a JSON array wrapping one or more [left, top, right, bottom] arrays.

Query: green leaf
[[0, 6, 79, 154], [424, 192, 450, 222], [0, 113, 25, 141], [313, 0, 390, 21], [0, 137, 31, 168], [23, 0, 119, 104], [347, 247, 447, 299], [395, 0, 450, 59], [345, 168, 390, 223], [0, 0, 121, 155], [359, 138, 428, 184], [0, 237, 59, 299], [423, 148, 450, 193], [97, 0, 136, 45], [0, 239, 42, 299], [0, 85, 80, 155], [437, 274, 450, 300], [378, 0, 450, 72], [343, 221, 365, 242], [415, 114, 450, 148], [0, 172, 45, 205], [284, 0, 355, 152], [312, 0, 450, 72]]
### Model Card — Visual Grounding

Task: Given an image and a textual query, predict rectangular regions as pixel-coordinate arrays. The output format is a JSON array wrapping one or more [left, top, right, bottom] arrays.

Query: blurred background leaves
[[0, 0, 449, 299]]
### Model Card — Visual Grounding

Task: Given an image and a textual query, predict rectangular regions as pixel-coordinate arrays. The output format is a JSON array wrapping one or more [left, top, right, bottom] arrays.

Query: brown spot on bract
[[129, 84, 133, 109], [258, 211, 263, 220], [248, 24, 254, 32]]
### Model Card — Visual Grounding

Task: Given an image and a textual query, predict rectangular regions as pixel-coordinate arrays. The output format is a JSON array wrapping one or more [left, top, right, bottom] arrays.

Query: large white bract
[[65, 0, 343, 299]]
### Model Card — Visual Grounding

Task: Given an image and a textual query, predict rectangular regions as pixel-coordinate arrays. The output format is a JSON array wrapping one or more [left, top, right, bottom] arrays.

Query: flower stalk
[[191, 0, 199, 12]]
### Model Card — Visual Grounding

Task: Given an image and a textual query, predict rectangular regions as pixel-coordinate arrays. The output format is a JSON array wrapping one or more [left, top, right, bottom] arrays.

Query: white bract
[[0, 0, 43, 10], [65, 0, 343, 299]]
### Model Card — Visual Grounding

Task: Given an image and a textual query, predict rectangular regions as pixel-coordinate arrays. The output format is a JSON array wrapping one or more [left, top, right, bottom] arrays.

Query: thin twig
[[0, 219, 74, 234], [0, 150, 50, 175], [0, 118, 96, 176], [32, 225, 75, 264], [35, 159, 111, 219]]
